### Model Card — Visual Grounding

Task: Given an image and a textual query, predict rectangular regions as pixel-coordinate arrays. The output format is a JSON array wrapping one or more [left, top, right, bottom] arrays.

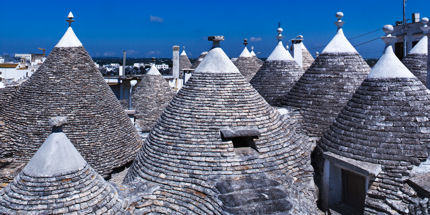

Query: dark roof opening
[[220, 127, 260, 153]]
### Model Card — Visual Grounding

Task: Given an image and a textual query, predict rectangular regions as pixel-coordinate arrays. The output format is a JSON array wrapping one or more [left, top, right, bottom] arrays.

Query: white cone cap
[[55, 27, 83, 48]]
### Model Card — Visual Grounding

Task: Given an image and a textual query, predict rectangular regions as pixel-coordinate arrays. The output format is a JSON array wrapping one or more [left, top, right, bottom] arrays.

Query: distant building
[[392, 12, 427, 59], [155, 63, 169, 70]]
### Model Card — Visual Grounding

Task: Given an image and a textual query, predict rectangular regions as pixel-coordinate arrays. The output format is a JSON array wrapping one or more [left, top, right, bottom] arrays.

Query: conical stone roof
[[402, 25, 428, 85], [191, 51, 208, 69], [250, 46, 264, 64], [179, 48, 192, 71], [132, 64, 175, 132], [0, 19, 141, 178], [234, 40, 263, 81], [319, 25, 430, 214], [282, 12, 370, 138], [124, 36, 318, 214], [0, 117, 124, 214], [301, 42, 315, 71], [250, 26, 304, 106]]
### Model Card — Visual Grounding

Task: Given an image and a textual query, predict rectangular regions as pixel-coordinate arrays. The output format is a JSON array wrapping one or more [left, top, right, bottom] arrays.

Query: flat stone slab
[[219, 126, 260, 139], [323, 151, 382, 177], [407, 173, 430, 198]]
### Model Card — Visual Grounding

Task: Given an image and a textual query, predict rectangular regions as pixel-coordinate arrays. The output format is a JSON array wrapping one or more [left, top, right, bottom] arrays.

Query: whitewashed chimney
[[172, 45, 180, 78], [291, 35, 304, 68]]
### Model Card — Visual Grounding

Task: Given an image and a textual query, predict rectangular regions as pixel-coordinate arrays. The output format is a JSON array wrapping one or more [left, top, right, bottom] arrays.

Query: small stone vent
[[220, 127, 260, 152]]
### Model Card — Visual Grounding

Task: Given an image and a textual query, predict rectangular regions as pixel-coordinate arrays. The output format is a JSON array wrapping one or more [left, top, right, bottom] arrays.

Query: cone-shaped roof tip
[[409, 35, 428, 54], [251, 46, 256, 56], [267, 41, 294, 61], [181, 46, 187, 56], [368, 25, 414, 79], [55, 27, 83, 48], [195, 37, 239, 74], [322, 12, 357, 54], [409, 17, 430, 54], [239, 47, 252, 58], [147, 64, 162, 75], [22, 117, 86, 177]]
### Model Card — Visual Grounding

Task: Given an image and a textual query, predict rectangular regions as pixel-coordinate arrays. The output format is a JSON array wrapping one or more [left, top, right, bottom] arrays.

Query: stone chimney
[[208, 36, 224, 49], [291, 35, 304, 68], [172, 46, 180, 78]]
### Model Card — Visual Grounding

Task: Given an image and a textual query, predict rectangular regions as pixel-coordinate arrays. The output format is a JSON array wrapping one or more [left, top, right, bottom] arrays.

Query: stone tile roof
[[319, 31, 430, 213], [282, 13, 370, 138], [132, 66, 175, 132], [233, 56, 263, 81], [282, 54, 370, 139], [402, 37, 427, 85], [191, 52, 208, 69], [124, 45, 318, 214], [251, 59, 304, 107], [0, 30, 142, 179], [179, 50, 192, 71], [320, 77, 430, 214], [250, 27, 305, 106], [0, 118, 124, 214], [301, 43, 315, 71]]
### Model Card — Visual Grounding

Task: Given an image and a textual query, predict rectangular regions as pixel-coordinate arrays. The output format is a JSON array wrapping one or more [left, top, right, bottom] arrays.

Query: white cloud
[[146, 50, 161, 56], [103, 51, 115, 57], [150, 15, 163, 23], [250, 37, 262, 42]]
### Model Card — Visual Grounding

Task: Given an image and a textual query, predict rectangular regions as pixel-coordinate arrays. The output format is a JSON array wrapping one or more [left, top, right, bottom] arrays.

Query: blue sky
[[0, 0, 428, 58]]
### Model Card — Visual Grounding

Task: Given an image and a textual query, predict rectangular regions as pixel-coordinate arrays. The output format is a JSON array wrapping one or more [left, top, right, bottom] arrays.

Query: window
[[220, 127, 260, 153]]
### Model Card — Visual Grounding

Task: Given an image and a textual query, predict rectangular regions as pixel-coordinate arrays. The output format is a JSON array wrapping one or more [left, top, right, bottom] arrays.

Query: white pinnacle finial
[[49, 116, 68, 128], [208, 36, 224, 49], [382, 25, 396, 46], [66, 11, 75, 27], [68, 12, 74, 19], [277, 23, 283, 42], [335, 12, 344, 29], [321, 12, 357, 54], [421, 17, 430, 34]]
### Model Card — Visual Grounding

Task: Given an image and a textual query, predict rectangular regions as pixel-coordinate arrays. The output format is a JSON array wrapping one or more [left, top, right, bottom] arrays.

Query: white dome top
[[239, 47, 252, 58], [368, 45, 414, 79], [322, 28, 357, 54], [194, 47, 240, 74], [180, 50, 187, 56], [266, 41, 294, 61], [147, 64, 162, 75], [55, 27, 83, 48], [409, 35, 428, 55]]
